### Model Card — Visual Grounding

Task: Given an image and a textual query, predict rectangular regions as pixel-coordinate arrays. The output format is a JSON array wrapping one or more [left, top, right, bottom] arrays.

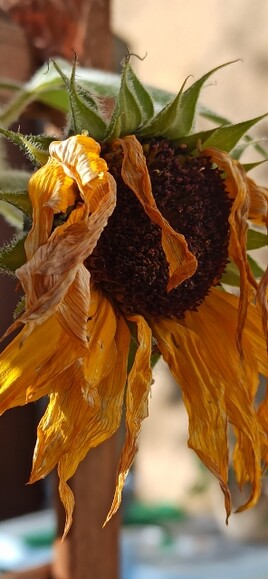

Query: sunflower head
[[0, 56, 267, 537]]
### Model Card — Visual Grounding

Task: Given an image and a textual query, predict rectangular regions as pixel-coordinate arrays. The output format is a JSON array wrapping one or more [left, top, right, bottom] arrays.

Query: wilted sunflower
[[0, 59, 267, 536]]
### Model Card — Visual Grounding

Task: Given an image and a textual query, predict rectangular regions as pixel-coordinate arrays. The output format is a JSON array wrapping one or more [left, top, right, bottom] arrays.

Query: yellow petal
[[0, 315, 85, 413], [184, 288, 263, 511], [0, 317, 60, 411], [105, 314, 152, 524], [29, 299, 130, 537], [25, 159, 77, 260], [115, 135, 197, 290], [83, 287, 118, 389], [152, 315, 231, 520]]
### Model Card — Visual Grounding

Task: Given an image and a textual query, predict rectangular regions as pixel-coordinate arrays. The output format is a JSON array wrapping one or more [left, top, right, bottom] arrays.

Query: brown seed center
[[88, 139, 231, 319]]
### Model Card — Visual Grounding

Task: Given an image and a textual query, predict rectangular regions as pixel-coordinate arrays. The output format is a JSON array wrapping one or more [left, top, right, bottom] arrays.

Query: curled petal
[[246, 175, 268, 226], [203, 148, 264, 354], [256, 266, 268, 351], [25, 159, 64, 259], [49, 135, 108, 191], [116, 135, 197, 291], [9, 173, 116, 343]]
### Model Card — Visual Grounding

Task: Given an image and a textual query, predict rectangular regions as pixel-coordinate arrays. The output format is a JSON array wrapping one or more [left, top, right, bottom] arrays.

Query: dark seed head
[[87, 138, 232, 320]]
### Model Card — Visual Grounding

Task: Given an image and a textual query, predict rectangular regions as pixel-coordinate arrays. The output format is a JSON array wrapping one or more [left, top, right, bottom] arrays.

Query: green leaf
[[140, 61, 239, 140], [248, 255, 265, 278], [247, 229, 267, 250], [0, 129, 53, 166], [52, 60, 107, 140], [0, 201, 24, 229], [198, 105, 230, 126], [0, 60, 72, 125], [37, 88, 70, 112], [221, 254, 265, 287], [0, 233, 26, 274], [106, 60, 154, 140], [243, 159, 268, 172], [200, 114, 268, 152], [0, 191, 32, 218], [0, 169, 31, 190], [221, 260, 240, 286]]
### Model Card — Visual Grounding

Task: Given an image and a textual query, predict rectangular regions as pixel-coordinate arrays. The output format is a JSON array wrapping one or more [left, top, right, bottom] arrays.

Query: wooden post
[[1, 2, 120, 578], [53, 437, 120, 579]]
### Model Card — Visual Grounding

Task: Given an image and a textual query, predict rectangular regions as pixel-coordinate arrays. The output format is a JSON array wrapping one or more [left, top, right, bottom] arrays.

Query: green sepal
[[175, 114, 268, 154], [0, 191, 32, 218], [139, 61, 239, 140], [200, 114, 268, 152], [0, 129, 53, 166], [0, 201, 24, 230], [106, 60, 154, 140], [247, 229, 267, 250], [13, 296, 25, 319], [0, 233, 27, 275], [52, 60, 107, 140], [0, 190, 32, 218]]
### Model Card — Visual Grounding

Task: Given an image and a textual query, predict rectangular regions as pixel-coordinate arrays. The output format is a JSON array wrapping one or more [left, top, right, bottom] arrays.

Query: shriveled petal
[[256, 267, 268, 351], [57, 266, 90, 343], [203, 148, 258, 354], [214, 288, 267, 379], [246, 175, 268, 226], [152, 316, 231, 520], [29, 303, 130, 537], [116, 135, 197, 290], [105, 314, 152, 524], [8, 173, 116, 343], [184, 288, 264, 511]]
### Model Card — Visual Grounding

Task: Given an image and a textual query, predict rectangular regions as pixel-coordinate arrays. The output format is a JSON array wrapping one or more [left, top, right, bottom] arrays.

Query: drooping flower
[[0, 59, 267, 536]]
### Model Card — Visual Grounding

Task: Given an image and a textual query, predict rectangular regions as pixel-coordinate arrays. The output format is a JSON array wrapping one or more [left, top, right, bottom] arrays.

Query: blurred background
[[0, 1, 267, 578]]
